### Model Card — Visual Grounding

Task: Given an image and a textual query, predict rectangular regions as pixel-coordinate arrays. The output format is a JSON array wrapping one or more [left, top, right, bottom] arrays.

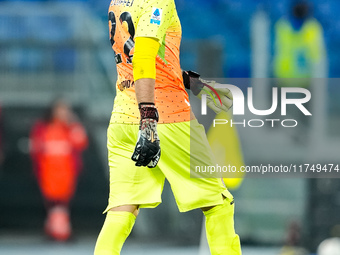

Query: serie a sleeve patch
[[150, 7, 163, 25]]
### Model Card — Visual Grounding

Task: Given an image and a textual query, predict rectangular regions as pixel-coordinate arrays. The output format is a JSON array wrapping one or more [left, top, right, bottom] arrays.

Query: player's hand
[[131, 104, 161, 168], [182, 71, 233, 114]]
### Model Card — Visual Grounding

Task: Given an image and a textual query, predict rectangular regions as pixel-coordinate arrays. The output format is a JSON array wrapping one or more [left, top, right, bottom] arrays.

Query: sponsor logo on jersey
[[118, 80, 134, 91], [150, 8, 162, 25]]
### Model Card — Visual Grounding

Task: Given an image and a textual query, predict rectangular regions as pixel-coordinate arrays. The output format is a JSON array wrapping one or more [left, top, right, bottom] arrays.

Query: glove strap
[[139, 103, 159, 121], [139, 103, 159, 131]]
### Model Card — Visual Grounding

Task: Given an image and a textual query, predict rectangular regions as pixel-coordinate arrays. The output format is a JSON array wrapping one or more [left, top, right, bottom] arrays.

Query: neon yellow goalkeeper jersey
[[108, 0, 191, 124]]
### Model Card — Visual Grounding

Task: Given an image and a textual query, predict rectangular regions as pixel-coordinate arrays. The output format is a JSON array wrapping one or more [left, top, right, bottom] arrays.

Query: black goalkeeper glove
[[182, 70, 233, 113], [131, 103, 161, 168]]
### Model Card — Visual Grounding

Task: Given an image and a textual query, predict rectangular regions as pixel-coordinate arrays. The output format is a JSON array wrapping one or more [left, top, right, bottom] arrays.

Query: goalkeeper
[[94, 0, 241, 254]]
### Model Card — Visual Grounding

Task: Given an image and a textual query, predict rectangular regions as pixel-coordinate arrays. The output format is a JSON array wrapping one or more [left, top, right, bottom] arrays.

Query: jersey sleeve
[[135, 0, 175, 44]]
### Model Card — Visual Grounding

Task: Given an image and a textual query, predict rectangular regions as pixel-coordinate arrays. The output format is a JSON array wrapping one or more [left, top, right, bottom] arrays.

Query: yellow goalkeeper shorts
[[104, 119, 233, 213]]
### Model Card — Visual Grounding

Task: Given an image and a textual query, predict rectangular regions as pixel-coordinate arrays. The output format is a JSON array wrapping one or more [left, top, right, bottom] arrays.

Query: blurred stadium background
[[0, 0, 340, 254]]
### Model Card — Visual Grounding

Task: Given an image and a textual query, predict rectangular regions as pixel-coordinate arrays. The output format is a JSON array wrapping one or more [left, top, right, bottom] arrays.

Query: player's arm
[[131, 0, 175, 167], [131, 37, 161, 168], [182, 70, 233, 113]]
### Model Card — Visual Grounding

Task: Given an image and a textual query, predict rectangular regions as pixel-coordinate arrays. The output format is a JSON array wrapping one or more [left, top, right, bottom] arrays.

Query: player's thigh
[[105, 123, 165, 212], [157, 120, 231, 212]]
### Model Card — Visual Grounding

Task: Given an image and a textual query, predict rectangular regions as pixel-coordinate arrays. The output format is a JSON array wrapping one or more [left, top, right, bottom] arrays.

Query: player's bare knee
[[109, 205, 139, 217]]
